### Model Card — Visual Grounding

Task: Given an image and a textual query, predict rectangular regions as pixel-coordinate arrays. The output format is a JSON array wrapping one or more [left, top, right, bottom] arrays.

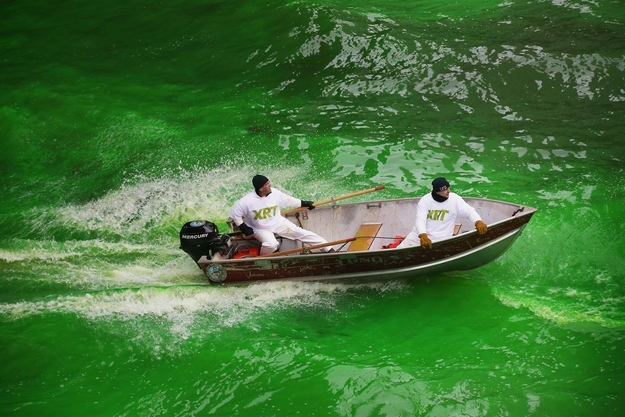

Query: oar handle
[[282, 185, 385, 215], [258, 238, 355, 258]]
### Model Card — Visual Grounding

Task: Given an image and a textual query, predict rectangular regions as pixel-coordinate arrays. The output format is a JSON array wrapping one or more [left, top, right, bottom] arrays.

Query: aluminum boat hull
[[196, 197, 537, 284]]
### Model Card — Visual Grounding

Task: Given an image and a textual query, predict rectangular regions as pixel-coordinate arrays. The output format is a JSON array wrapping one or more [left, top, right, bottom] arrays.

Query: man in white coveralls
[[230, 175, 331, 255], [398, 177, 488, 249]]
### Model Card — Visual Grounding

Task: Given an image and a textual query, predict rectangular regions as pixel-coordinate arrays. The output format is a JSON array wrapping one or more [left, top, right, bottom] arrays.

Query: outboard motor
[[179, 220, 229, 266]]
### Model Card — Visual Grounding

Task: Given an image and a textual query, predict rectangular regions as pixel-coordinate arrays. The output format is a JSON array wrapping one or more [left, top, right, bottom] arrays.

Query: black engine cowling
[[179, 221, 227, 266]]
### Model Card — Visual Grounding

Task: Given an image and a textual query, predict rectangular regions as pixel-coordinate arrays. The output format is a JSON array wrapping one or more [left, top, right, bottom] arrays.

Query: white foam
[[54, 164, 345, 238], [0, 280, 407, 326]]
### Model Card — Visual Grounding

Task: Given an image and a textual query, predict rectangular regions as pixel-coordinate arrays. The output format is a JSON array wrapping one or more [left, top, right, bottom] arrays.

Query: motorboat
[[179, 187, 537, 285]]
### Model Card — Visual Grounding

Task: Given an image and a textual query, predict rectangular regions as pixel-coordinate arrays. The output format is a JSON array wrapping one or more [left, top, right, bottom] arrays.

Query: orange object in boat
[[382, 235, 404, 249], [233, 247, 261, 259]]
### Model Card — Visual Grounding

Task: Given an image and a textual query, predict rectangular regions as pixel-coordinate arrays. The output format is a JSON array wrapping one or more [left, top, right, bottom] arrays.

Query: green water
[[1, 0, 624, 415]]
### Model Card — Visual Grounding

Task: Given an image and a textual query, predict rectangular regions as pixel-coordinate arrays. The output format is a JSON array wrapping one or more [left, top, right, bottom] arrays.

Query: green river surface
[[1, 0, 624, 415]]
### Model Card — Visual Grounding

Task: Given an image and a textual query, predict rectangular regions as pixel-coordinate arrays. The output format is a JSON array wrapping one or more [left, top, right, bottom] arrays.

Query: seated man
[[230, 175, 331, 255], [398, 177, 488, 249]]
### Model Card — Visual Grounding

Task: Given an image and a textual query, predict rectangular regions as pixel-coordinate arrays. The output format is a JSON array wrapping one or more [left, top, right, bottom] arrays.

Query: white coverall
[[398, 192, 483, 248], [230, 188, 328, 255]]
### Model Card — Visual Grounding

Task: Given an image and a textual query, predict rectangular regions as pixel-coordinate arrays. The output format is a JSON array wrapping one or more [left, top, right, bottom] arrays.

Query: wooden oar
[[258, 238, 355, 257], [282, 185, 385, 215]]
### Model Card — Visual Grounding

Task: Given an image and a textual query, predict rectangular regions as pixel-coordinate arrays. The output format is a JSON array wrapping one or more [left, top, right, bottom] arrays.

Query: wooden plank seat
[[348, 223, 383, 252]]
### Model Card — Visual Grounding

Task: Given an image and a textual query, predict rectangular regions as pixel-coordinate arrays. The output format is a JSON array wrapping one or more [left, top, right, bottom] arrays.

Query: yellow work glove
[[475, 220, 488, 235], [418, 233, 432, 249]]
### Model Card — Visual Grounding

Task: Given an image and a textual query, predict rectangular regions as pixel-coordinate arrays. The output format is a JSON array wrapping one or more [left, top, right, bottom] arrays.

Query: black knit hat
[[432, 177, 450, 192], [252, 175, 269, 191]]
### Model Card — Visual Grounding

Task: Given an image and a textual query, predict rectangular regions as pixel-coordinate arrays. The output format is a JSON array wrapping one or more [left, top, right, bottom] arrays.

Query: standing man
[[398, 177, 488, 249], [230, 175, 331, 255]]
